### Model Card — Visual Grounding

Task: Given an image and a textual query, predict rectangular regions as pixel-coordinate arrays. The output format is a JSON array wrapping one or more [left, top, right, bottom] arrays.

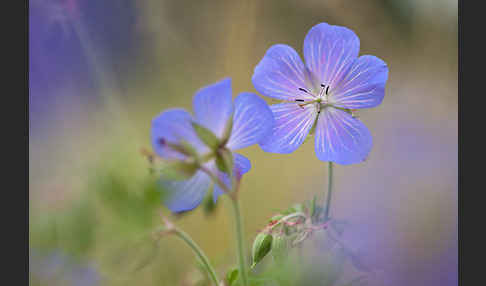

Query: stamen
[[298, 87, 309, 93], [319, 84, 326, 97]]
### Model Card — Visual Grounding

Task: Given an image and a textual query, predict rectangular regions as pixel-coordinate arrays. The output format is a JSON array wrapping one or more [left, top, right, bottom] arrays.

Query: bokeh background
[[29, 0, 457, 285]]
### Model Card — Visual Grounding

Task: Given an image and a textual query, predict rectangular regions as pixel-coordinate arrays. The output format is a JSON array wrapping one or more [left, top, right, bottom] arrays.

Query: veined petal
[[314, 107, 372, 165], [227, 93, 274, 150], [252, 44, 315, 101], [193, 78, 234, 138], [259, 102, 317, 154], [161, 170, 211, 213], [331, 55, 388, 109], [213, 153, 251, 202], [303, 23, 360, 90], [151, 108, 207, 159]]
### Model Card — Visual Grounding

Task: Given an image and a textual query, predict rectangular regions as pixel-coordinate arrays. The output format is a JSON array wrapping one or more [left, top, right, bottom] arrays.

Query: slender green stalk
[[230, 198, 249, 286], [200, 165, 248, 285], [173, 228, 220, 286], [324, 161, 333, 221]]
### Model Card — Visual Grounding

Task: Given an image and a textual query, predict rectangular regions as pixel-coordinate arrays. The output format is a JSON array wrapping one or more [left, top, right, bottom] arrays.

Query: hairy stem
[[173, 228, 220, 286], [324, 161, 333, 221]]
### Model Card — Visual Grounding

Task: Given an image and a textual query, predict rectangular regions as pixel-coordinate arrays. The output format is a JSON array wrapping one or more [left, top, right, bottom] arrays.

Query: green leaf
[[226, 267, 239, 286], [191, 122, 220, 149], [251, 233, 273, 268]]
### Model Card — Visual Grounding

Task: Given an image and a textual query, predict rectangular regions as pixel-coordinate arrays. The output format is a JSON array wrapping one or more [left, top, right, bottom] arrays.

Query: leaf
[[192, 122, 220, 149], [251, 233, 273, 268], [226, 268, 239, 286]]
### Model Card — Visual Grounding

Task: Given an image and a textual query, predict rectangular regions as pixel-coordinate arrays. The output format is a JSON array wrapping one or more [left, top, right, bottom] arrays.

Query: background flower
[[151, 78, 274, 212]]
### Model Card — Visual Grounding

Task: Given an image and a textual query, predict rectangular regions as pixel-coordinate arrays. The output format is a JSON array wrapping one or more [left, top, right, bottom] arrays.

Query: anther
[[298, 87, 309, 93], [325, 86, 329, 95], [295, 99, 305, 102]]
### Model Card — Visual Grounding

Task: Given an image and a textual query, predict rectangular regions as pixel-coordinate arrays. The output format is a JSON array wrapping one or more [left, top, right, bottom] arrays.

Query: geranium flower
[[252, 22, 388, 164], [151, 78, 274, 212]]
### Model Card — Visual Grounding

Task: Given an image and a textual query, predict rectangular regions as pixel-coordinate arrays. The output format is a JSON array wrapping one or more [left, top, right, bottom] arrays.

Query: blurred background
[[29, 0, 457, 285]]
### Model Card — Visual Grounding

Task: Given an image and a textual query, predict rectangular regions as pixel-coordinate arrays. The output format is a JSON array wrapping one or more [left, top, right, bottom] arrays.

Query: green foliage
[[96, 174, 161, 229], [30, 199, 98, 259], [226, 267, 239, 286]]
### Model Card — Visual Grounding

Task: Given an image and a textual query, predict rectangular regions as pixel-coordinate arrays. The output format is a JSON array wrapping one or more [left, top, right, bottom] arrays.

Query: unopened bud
[[272, 235, 290, 263], [251, 232, 273, 268]]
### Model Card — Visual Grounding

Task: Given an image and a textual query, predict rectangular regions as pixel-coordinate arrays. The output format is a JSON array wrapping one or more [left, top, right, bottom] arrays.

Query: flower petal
[[193, 78, 234, 138], [331, 55, 388, 109], [252, 44, 315, 101], [160, 170, 211, 213], [303, 23, 360, 90], [259, 102, 317, 154], [151, 108, 207, 159], [227, 93, 275, 150], [213, 153, 251, 202], [314, 107, 372, 165]]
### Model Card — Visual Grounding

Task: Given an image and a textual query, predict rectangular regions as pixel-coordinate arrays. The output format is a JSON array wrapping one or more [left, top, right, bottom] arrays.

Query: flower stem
[[173, 228, 220, 286], [324, 161, 333, 221], [200, 165, 248, 285], [230, 197, 249, 286]]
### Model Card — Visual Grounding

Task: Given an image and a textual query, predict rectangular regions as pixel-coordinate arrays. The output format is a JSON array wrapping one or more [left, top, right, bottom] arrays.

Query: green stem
[[200, 165, 248, 285], [230, 198, 249, 286], [173, 228, 220, 286], [324, 161, 333, 221]]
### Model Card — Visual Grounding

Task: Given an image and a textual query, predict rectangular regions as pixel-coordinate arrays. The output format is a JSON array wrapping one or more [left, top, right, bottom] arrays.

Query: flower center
[[294, 84, 355, 117], [295, 83, 332, 114]]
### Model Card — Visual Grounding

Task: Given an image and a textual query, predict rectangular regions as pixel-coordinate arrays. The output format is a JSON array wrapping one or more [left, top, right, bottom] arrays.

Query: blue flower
[[252, 23, 389, 164], [151, 78, 274, 213]]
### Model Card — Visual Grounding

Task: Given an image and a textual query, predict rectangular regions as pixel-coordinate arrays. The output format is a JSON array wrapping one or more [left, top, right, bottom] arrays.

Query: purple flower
[[252, 22, 389, 164], [151, 78, 274, 213]]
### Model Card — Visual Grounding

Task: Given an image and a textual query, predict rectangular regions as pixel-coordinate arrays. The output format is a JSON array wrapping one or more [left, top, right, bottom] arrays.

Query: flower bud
[[251, 232, 273, 268], [272, 235, 290, 263]]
